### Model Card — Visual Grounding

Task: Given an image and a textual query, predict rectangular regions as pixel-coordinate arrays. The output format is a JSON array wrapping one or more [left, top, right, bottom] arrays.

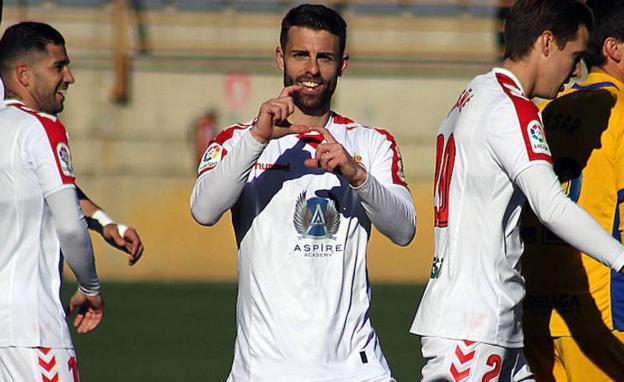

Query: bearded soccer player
[[0, 25, 143, 265], [0, 22, 103, 381], [522, 0, 624, 380], [191, 4, 415, 381], [410, 1, 624, 381]]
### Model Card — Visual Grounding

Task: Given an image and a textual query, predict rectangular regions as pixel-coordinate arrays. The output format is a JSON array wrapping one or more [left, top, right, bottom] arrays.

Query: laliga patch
[[198, 142, 223, 174], [56, 142, 75, 177], [527, 120, 551, 156]]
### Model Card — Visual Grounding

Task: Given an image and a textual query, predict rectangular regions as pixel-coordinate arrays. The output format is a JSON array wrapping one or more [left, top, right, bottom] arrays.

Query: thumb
[[110, 227, 126, 247]]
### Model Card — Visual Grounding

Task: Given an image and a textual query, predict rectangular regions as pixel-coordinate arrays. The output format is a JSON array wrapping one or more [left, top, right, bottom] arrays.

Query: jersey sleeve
[[24, 119, 76, 197], [197, 123, 250, 176], [487, 98, 553, 181], [351, 128, 416, 246]]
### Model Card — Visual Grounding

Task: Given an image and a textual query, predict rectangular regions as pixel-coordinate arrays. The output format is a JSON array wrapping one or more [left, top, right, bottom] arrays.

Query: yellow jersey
[[522, 72, 624, 337]]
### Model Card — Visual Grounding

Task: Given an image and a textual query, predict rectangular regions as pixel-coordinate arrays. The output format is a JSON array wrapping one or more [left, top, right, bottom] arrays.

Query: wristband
[[92, 209, 115, 227], [117, 224, 128, 237]]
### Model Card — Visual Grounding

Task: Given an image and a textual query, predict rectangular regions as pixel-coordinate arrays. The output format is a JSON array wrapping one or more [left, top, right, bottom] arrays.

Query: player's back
[[412, 68, 550, 347], [0, 103, 73, 348]]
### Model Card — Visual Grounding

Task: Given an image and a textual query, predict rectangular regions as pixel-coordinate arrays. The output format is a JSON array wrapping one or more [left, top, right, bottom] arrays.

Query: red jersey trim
[[495, 73, 552, 163], [11, 104, 75, 185], [198, 124, 250, 176], [373, 128, 408, 187]]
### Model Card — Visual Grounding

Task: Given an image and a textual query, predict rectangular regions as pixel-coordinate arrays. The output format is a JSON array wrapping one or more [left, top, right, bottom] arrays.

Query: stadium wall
[[1, 4, 498, 282]]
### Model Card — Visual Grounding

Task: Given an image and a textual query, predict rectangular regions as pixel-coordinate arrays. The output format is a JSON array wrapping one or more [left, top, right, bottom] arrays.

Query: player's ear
[[539, 30, 555, 58], [275, 47, 285, 71], [15, 63, 32, 88], [338, 53, 349, 77], [603, 37, 622, 63]]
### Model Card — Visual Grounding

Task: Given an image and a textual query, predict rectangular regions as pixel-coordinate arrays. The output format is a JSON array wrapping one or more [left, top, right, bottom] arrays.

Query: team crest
[[198, 142, 223, 174], [293, 192, 340, 239], [527, 120, 551, 156], [56, 142, 74, 177]]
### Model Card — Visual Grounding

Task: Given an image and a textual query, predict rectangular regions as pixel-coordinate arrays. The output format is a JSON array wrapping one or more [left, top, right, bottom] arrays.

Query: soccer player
[[410, 1, 624, 381], [0, 22, 103, 381], [0, 46, 143, 266], [190, 4, 415, 381], [522, 0, 624, 380]]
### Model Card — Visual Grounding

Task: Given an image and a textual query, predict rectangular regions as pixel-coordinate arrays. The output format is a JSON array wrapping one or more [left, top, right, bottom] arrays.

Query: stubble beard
[[283, 73, 335, 117]]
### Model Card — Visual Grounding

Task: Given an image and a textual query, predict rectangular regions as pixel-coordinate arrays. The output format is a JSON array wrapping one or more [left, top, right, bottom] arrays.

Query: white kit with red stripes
[[411, 68, 552, 348], [0, 100, 76, 349], [196, 112, 413, 381]]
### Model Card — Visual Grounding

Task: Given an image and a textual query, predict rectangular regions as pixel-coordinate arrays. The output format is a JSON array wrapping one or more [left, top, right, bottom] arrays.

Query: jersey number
[[434, 133, 456, 228]]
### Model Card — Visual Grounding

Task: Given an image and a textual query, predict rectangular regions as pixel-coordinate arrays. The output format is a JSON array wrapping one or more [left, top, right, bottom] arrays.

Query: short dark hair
[[584, 0, 624, 68], [280, 4, 347, 56], [503, 0, 594, 61], [0, 22, 65, 76]]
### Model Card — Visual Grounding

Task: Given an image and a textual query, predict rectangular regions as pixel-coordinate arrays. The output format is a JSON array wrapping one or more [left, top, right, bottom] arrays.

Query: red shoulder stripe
[[11, 104, 75, 184], [373, 128, 408, 187], [495, 73, 552, 163]]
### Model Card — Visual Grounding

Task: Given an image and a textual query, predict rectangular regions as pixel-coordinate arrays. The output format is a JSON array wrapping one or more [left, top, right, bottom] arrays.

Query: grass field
[[62, 282, 426, 382]]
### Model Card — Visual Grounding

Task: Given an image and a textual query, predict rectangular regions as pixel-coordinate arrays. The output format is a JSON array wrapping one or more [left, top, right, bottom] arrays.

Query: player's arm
[[46, 188, 104, 333], [304, 126, 416, 246], [190, 85, 310, 225], [76, 186, 143, 266], [516, 164, 624, 272]]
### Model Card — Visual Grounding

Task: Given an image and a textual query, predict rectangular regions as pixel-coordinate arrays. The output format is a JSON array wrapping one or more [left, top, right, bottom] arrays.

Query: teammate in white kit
[[410, 1, 624, 381], [0, 22, 103, 381], [191, 4, 416, 381]]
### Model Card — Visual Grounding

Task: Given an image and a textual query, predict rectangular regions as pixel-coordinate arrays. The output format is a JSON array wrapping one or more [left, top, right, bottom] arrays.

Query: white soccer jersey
[[411, 68, 553, 348], [195, 113, 412, 381], [0, 100, 77, 348]]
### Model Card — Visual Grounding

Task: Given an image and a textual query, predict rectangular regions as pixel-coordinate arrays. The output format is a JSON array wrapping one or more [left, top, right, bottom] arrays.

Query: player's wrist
[[92, 209, 115, 227]]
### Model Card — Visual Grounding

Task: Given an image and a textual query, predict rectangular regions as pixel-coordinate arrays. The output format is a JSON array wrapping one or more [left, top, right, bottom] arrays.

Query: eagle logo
[[293, 191, 340, 239]]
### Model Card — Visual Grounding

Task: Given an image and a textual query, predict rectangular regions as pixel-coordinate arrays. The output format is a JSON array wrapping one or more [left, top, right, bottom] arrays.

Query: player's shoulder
[[485, 69, 540, 127], [332, 112, 397, 142], [212, 120, 253, 146], [2, 100, 60, 131]]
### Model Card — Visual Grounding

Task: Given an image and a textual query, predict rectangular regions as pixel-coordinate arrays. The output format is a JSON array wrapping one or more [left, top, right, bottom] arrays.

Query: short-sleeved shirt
[[411, 68, 552, 348], [199, 113, 408, 381], [0, 100, 76, 348], [522, 72, 624, 336]]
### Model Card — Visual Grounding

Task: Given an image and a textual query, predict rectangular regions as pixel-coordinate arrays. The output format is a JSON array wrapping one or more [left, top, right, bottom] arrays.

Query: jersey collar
[[492, 67, 527, 97], [574, 71, 624, 92], [3, 99, 58, 122]]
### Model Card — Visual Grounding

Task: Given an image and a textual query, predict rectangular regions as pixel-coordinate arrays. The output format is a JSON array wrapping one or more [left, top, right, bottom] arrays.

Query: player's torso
[[522, 74, 624, 335], [0, 105, 72, 348], [413, 69, 541, 347], [222, 114, 393, 380]]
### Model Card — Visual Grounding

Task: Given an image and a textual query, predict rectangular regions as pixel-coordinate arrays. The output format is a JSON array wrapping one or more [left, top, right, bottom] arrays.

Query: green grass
[[63, 282, 425, 382]]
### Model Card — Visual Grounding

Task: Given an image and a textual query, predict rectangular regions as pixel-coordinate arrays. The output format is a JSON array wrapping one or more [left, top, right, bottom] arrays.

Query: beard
[[283, 72, 336, 117]]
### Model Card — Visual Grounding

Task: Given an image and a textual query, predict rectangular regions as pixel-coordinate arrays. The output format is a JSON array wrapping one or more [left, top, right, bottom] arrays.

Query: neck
[[290, 107, 332, 128], [502, 58, 536, 98], [591, 62, 624, 84]]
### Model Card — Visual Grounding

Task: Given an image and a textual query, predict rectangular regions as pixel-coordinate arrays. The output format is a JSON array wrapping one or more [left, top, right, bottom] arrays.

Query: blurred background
[[1, 1, 510, 380]]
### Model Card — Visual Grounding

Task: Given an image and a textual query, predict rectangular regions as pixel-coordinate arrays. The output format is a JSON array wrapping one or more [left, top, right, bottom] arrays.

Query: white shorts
[[419, 337, 534, 382], [0, 347, 80, 382]]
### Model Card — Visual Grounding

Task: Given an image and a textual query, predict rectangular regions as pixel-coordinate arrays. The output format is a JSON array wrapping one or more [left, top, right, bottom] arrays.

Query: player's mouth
[[298, 79, 324, 95], [57, 88, 67, 101]]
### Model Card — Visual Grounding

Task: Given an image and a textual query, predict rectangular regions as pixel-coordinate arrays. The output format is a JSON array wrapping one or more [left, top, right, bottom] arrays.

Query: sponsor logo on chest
[[292, 191, 343, 258]]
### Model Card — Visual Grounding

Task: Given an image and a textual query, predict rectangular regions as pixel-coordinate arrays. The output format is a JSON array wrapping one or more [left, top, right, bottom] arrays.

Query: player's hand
[[68, 290, 104, 334], [304, 126, 368, 187], [102, 224, 144, 266], [250, 85, 311, 143]]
